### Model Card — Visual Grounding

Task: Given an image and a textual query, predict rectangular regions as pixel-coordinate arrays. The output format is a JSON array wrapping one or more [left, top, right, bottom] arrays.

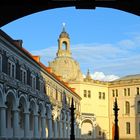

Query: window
[[103, 92, 105, 99], [124, 88, 126, 96], [8, 60, 16, 78], [99, 92, 101, 99], [99, 130, 101, 136], [20, 68, 27, 84], [126, 122, 130, 134], [112, 89, 118, 97], [84, 90, 87, 97], [137, 87, 140, 95], [88, 90, 91, 98], [31, 74, 36, 89], [0, 54, 2, 72], [125, 101, 130, 115], [39, 80, 44, 93], [62, 41, 67, 50], [112, 90, 115, 97], [137, 101, 140, 114], [116, 89, 118, 97], [128, 88, 130, 96]]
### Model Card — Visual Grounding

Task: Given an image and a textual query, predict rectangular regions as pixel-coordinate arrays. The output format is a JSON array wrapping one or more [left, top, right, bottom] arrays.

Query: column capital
[[47, 117, 52, 120], [24, 111, 30, 114], [41, 115, 47, 118], [33, 113, 39, 116], [12, 108, 19, 112], [0, 105, 7, 109]]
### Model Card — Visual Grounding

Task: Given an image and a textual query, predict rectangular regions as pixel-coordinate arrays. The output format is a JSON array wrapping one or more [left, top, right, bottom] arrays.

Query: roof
[[113, 74, 140, 82]]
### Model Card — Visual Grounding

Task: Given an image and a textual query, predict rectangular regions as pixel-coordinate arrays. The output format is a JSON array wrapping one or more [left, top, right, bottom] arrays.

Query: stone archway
[[5, 89, 18, 138], [45, 104, 52, 138], [38, 102, 46, 138], [18, 94, 29, 138], [81, 119, 95, 138], [0, 86, 6, 138], [29, 98, 38, 138]]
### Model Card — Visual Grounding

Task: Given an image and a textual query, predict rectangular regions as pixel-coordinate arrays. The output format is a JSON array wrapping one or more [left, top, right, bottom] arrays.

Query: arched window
[[8, 59, 16, 78], [62, 41, 67, 50], [137, 101, 140, 114], [125, 101, 130, 114]]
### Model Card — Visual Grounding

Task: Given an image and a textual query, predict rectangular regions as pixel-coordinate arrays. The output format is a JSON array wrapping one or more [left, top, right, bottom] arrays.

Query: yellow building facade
[[49, 26, 140, 140]]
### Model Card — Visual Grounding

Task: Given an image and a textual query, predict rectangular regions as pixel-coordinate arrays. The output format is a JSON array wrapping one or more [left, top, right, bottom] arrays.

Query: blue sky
[[1, 7, 140, 80]]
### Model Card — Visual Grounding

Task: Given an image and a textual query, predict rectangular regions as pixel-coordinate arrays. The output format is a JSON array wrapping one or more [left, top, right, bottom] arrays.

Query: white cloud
[[91, 72, 119, 81], [83, 71, 119, 81]]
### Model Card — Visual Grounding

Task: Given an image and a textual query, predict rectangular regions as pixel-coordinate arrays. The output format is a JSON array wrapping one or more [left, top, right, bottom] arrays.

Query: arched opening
[[62, 41, 67, 50], [38, 102, 45, 138], [29, 99, 37, 138], [18, 95, 28, 138], [81, 119, 94, 138], [5, 90, 17, 137], [45, 105, 52, 138], [0, 87, 5, 137]]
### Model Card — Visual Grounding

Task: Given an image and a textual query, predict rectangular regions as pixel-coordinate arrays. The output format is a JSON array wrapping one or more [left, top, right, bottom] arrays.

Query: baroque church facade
[[0, 26, 140, 140]]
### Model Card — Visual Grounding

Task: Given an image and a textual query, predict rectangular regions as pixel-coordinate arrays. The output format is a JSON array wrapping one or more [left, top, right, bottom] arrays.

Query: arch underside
[[0, 0, 140, 27]]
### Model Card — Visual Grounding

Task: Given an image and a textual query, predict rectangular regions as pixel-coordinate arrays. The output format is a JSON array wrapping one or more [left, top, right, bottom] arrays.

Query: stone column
[[67, 122, 70, 138], [77, 124, 80, 138], [75, 123, 77, 138], [24, 112, 30, 138], [59, 120, 63, 138], [48, 118, 53, 138], [13, 109, 19, 137], [63, 119, 67, 138], [0, 106, 6, 138], [41, 116, 46, 138], [79, 128, 81, 138], [34, 114, 39, 138], [54, 119, 58, 138], [93, 126, 96, 138]]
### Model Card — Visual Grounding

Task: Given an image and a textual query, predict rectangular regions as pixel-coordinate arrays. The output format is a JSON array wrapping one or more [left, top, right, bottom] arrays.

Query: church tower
[[49, 24, 83, 82], [57, 23, 71, 57]]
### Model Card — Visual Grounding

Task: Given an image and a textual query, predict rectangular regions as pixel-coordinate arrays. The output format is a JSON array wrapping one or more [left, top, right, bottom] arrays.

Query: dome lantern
[[57, 23, 71, 57]]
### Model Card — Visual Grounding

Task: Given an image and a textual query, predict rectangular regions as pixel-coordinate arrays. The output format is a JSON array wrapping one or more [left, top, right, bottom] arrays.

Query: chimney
[[13, 40, 23, 48], [46, 67, 52, 73], [32, 56, 40, 62]]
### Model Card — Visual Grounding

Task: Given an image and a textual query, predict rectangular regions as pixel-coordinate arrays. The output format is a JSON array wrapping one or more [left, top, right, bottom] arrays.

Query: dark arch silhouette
[[0, 0, 140, 27]]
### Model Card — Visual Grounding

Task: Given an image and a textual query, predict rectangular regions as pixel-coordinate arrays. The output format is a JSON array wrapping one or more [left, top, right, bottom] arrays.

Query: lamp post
[[113, 98, 119, 140], [70, 98, 75, 140]]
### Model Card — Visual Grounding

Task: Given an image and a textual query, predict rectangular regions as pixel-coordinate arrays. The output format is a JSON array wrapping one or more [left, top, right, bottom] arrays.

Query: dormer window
[[8, 60, 16, 78]]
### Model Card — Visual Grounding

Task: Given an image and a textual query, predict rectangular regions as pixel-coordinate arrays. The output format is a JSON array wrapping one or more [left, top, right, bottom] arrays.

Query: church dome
[[49, 57, 83, 82]]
